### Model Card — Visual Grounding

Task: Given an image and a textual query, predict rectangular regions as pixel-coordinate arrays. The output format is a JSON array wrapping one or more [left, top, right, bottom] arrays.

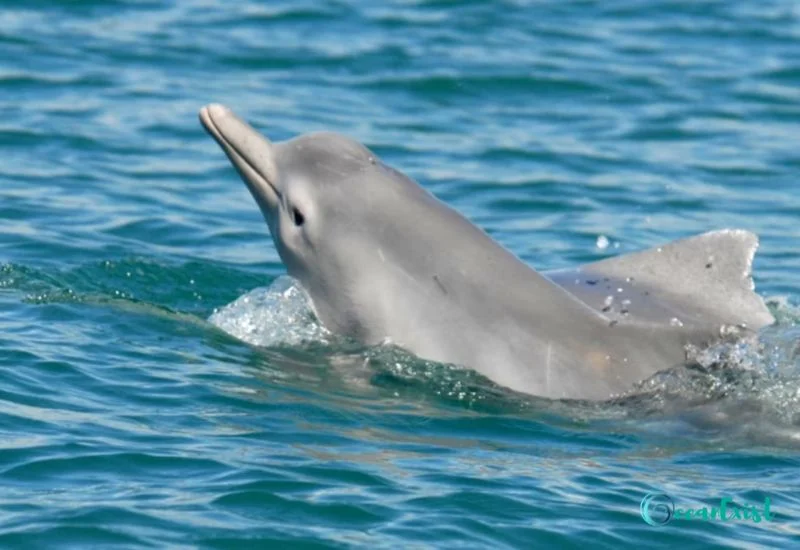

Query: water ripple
[[1, 0, 799, 547]]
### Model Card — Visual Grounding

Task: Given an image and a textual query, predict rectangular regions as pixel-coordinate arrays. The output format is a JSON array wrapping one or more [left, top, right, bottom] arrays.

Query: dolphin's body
[[199, 104, 773, 400]]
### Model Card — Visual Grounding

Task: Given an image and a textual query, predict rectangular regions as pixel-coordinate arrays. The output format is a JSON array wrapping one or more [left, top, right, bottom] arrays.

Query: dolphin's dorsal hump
[[547, 229, 774, 331]]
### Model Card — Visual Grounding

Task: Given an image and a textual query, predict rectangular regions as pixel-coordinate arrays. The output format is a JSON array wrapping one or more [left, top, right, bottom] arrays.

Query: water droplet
[[719, 324, 745, 337], [604, 295, 614, 307], [596, 235, 609, 249], [670, 317, 683, 327]]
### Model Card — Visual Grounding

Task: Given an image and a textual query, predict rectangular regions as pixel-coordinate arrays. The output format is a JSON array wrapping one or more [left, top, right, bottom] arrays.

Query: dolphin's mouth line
[[199, 105, 281, 208]]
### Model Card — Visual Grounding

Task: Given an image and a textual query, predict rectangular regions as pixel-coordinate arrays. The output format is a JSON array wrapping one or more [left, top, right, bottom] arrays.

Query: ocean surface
[[1, 0, 799, 548]]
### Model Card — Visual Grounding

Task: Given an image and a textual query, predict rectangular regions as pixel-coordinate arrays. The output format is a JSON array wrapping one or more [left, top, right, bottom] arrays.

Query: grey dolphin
[[199, 103, 774, 400]]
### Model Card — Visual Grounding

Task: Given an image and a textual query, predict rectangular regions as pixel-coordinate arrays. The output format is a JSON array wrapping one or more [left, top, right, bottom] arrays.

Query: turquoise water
[[2, 0, 800, 547]]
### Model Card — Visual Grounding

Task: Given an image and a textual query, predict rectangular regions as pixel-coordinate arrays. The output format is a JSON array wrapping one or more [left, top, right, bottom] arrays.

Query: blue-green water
[[2, 0, 800, 547]]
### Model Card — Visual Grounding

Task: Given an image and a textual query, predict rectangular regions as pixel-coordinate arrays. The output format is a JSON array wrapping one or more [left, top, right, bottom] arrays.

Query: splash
[[687, 297, 800, 378], [208, 276, 331, 347], [208, 279, 800, 431], [620, 298, 800, 441]]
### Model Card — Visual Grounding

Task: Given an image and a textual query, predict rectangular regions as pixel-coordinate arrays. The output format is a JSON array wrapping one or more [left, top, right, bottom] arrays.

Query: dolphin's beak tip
[[200, 103, 231, 119]]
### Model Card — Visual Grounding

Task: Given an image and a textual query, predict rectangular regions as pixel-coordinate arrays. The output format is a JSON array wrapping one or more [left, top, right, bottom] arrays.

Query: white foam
[[208, 276, 330, 347]]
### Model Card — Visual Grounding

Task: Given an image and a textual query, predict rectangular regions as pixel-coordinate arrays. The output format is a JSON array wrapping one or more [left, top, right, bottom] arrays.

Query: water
[[2, 0, 800, 547]]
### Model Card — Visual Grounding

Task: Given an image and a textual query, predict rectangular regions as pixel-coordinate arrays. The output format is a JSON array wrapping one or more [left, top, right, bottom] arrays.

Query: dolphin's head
[[199, 103, 404, 336]]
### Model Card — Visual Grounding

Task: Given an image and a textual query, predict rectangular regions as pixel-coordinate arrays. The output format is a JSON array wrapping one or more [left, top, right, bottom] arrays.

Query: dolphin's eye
[[291, 206, 305, 227]]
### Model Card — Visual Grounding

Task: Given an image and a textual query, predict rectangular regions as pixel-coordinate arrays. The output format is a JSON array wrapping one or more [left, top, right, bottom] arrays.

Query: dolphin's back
[[546, 229, 773, 331]]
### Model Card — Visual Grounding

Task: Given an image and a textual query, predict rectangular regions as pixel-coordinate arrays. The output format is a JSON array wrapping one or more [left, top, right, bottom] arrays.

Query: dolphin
[[199, 103, 774, 400]]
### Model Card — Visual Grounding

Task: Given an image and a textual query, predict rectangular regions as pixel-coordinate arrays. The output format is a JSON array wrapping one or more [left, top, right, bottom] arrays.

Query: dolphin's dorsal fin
[[547, 229, 774, 330]]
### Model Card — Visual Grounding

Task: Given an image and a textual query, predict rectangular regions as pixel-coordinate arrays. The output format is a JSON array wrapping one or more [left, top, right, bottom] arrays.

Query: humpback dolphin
[[199, 103, 773, 400]]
